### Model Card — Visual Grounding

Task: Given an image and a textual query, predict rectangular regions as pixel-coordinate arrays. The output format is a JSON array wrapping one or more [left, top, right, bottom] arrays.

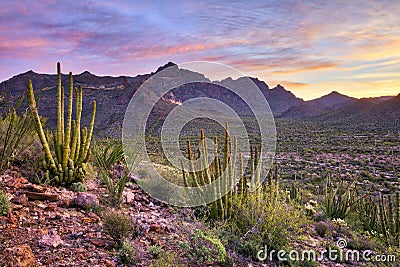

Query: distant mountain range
[[279, 90, 400, 130], [0, 62, 398, 134]]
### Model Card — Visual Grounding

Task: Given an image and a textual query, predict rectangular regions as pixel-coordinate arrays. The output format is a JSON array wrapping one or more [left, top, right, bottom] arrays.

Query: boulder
[[74, 193, 99, 209], [25, 192, 59, 202], [11, 194, 28, 205], [4, 244, 36, 267], [123, 190, 135, 205], [38, 231, 63, 248]]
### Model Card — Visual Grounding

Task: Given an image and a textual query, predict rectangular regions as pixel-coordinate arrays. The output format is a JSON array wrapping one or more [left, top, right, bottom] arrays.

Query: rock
[[123, 190, 135, 204], [11, 194, 28, 205], [87, 212, 100, 221], [104, 259, 116, 267], [7, 177, 29, 189], [74, 193, 99, 209], [36, 228, 48, 236], [21, 184, 46, 193], [45, 203, 57, 211], [57, 191, 75, 208], [81, 217, 97, 223], [4, 244, 36, 267], [90, 239, 107, 247], [38, 231, 63, 248], [150, 222, 161, 233], [6, 211, 19, 225], [25, 192, 59, 202]]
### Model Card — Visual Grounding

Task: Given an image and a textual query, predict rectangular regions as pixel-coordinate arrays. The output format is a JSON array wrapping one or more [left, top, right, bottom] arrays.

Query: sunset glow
[[1, 0, 399, 100]]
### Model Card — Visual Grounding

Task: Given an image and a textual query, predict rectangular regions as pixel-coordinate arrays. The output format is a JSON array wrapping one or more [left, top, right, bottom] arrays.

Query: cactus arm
[[187, 140, 199, 187], [74, 86, 82, 162], [62, 72, 74, 168], [27, 81, 56, 172], [56, 62, 63, 164], [61, 86, 64, 139], [231, 136, 237, 193], [223, 123, 230, 216], [181, 159, 188, 187], [70, 120, 77, 159], [79, 101, 96, 163], [78, 127, 88, 164]]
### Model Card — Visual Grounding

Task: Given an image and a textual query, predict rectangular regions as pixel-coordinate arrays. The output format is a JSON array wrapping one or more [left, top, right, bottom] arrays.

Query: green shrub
[[229, 192, 307, 253], [238, 239, 262, 261], [0, 94, 36, 172], [149, 245, 165, 259], [120, 240, 137, 264], [0, 190, 10, 215], [149, 251, 184, 267], [323, 177, 354, 219], [185, 229, 226, 266], [315, 221, 330, 237], [70, 182, 87, 192], [92, 141, 129, 207], [102, 210, 133, 247]]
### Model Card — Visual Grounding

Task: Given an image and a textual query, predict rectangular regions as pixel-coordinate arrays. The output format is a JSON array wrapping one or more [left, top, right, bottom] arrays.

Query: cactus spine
[[27, 62, 96, 186]]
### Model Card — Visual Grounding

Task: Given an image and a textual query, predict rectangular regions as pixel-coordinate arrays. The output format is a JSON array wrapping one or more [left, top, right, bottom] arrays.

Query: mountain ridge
[[2, 63, 396, 102], [0, 62, 399, 134]]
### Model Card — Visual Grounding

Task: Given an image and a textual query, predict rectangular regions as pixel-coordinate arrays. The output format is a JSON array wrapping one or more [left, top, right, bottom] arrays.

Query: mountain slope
[[279, 103, 329, 118], [0, 63, 303, 135], [279, 91, 355, 119], [1, 63, 398, 133], [308, 91, 356, 109]]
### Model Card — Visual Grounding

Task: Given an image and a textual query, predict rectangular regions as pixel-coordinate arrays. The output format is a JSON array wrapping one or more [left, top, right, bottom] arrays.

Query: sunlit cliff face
[[1, 0, 399, 100]]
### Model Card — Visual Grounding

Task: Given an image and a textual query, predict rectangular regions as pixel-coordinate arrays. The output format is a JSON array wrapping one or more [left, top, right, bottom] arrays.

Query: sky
[[1, 0, 399, 100]]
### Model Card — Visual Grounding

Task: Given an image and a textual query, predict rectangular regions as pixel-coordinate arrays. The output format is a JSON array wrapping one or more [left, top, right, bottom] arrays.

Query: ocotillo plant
[[27, 62, 96, 186]]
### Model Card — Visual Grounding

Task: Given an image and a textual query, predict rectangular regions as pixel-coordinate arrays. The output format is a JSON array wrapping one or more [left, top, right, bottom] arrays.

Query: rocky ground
[[0, 167, 203, 267], [1, 166, 391, 267]]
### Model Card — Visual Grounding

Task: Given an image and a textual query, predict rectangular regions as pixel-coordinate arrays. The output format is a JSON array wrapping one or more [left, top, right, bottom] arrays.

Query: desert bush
[[0, 190, 10, 215], [92, 141, 130, 207], [182, 229, 226, 266], [0, 94, 37, 171], [120, 240, 137, 264], [323, 177, 354, 219], [149, 245, 165, 259], [229, 191, 308, 253], [315, 221, 330, 237], [149, 251, 184, 267], [237, 239, 262, 261], [70, 182, 87, 192], [102, 209, 133, 247]]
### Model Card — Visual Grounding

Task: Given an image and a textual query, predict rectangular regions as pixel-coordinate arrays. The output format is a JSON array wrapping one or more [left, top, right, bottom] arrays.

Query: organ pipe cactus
[[378, 192, 400, 246], [27, 62, 96, 186], [357, 196, 379, 233], [182, 124, 278, 221]]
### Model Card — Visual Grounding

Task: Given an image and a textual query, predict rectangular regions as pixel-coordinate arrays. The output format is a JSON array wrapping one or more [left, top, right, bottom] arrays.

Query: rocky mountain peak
[[155, 61, 178, 73]]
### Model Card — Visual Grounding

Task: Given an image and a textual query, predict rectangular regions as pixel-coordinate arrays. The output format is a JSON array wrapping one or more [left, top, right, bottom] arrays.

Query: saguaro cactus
[[27, 62, 96, 186]]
